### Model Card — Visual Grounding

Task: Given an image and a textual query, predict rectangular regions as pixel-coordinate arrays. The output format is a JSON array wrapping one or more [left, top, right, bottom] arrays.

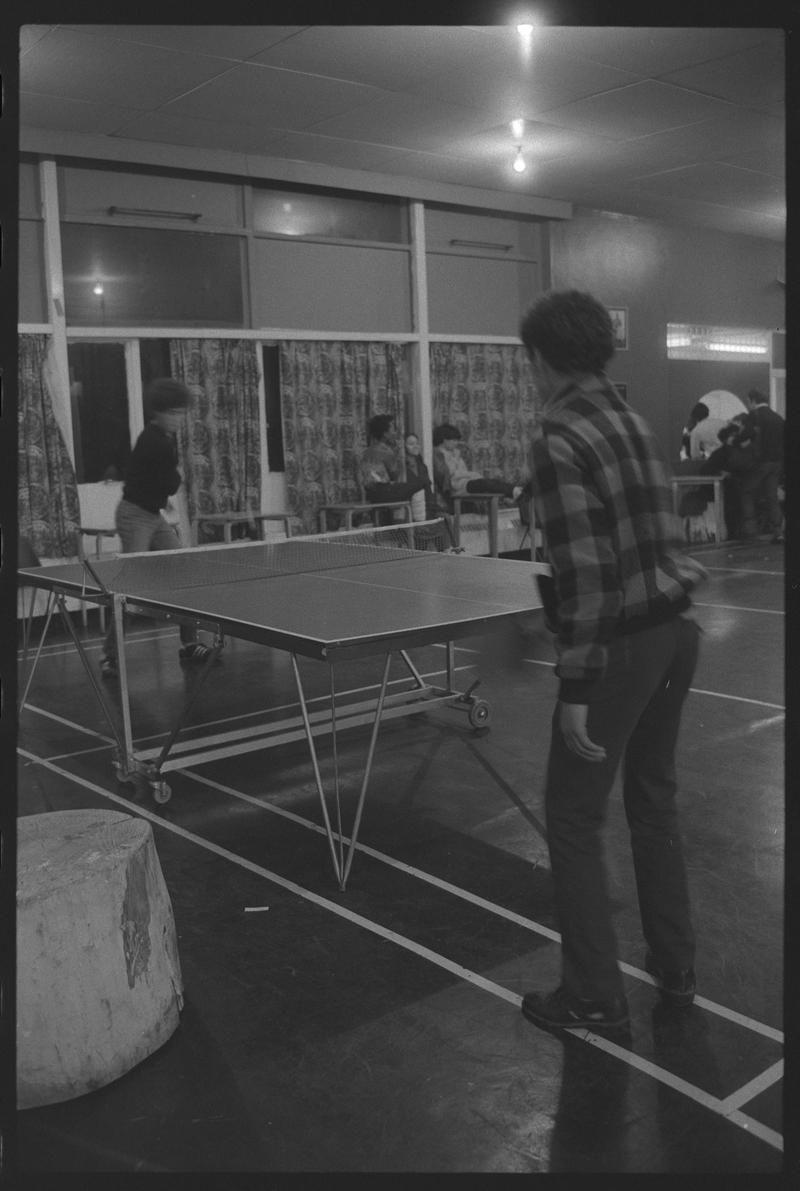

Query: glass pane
[[61, 224, 244, 326], [252, 186, 408, 243], [67, 342, 130, 483]]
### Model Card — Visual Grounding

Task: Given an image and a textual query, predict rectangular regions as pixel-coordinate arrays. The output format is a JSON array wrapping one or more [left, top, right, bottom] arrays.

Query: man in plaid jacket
[[519, 290, 707, 1033]]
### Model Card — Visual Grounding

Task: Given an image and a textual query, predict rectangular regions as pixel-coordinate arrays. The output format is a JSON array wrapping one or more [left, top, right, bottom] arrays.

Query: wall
[[548, 209, 785, 458]]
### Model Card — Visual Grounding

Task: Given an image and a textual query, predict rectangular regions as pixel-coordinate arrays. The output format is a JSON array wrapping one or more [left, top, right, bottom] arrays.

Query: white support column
[[39, 159, 75, 463], [409, 201, 432, 464]]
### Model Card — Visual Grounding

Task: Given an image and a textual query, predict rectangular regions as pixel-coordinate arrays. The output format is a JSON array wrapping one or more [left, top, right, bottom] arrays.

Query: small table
[[318, 501, 413, 533], [452, 493, 501, 557], [192, 511, 294, 546], [670, 475, 727, 542]]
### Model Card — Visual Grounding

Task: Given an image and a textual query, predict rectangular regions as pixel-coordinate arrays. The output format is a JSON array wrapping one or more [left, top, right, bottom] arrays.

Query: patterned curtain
[[169, 339, 262, 527], [18, 333, 80, 559], [430, 343, 540, 484], [280, 341, 410, 533]]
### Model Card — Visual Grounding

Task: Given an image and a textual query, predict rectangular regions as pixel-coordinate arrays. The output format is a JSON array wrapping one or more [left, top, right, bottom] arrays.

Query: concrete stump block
[[17, 809, 184, 1109]]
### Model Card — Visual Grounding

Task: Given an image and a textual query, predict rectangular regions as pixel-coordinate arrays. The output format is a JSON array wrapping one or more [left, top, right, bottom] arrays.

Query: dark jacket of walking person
[[517, 289, 707, 1035], [736, 389, 785, 541]]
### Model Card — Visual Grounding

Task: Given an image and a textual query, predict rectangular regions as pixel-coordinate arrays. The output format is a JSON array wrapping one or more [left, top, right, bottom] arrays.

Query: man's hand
[[557, 701, 607, 762]]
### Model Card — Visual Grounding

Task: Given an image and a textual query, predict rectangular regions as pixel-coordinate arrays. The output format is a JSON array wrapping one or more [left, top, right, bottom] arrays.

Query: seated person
[[432, 423, 523, 505], [404, 432, 441, 519], [359, 414, 427, 505]]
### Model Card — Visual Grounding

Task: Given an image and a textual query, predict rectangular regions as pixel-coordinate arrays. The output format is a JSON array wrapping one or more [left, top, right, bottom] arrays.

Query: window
[[666, 324, 770, 362], [60, 224, 244, 326], [67, 342, 130, 483], [252, 185, 408, 243]]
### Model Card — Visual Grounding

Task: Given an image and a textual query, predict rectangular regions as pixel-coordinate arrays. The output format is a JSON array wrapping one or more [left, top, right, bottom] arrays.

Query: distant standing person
[[518, 290, 706, 1034], [100, 378, 215, 678], [736, 389, 785, 542]]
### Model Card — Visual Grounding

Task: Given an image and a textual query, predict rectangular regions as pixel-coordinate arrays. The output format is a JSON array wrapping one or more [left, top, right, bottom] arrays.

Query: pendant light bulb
[[512, 147, 527, 173]]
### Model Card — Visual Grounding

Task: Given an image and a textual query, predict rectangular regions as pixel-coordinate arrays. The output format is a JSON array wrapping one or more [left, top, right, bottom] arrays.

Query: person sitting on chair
[[359, 414, 427, 506], [432, 423, 523, 506]]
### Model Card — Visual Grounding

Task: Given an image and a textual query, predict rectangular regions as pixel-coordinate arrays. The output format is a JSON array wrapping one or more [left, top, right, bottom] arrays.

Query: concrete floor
[[13, 539, 785, 1174]]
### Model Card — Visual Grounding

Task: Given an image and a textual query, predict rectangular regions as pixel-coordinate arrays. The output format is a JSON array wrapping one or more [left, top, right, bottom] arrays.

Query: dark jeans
[[364, 478, 426, 503], [103, 499, 197, 659], [737, 460, 783, 537], [464, 478, 516, 498], [544, 616, 700, 1002]]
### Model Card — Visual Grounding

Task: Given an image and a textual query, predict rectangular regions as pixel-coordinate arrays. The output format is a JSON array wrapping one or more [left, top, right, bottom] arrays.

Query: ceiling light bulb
[[517, 24, 534, 36], [93, 283, 104, 295], [512, 147, 527, 173], [510, 118, 525, 139]]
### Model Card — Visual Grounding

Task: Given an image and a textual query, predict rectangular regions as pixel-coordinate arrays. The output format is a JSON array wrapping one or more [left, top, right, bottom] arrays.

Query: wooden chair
[[77, 482, 123, 630]]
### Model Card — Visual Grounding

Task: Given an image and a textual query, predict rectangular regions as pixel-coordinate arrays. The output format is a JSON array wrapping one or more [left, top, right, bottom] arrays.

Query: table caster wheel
[[468, 699, 491, 728], [152, 781, 172, 805]]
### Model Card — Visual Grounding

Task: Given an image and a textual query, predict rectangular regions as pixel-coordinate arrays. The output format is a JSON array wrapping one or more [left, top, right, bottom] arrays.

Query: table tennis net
[[91, 519, 454, 593]]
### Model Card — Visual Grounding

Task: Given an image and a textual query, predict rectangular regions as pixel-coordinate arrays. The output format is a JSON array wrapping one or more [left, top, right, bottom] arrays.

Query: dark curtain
[[280, 341, 410, 533], [18, 333, 80, 558]]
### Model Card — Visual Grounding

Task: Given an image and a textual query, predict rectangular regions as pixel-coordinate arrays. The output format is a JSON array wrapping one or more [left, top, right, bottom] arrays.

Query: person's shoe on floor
[[100, 655, 118, 679], [644, 952, 696, 1007], [521, 984, 629, 1033], [178, 641, 217, 665]]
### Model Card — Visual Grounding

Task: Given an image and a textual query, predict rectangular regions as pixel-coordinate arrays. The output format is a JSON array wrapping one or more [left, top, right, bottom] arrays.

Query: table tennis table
[[19, 525, 548, 888]]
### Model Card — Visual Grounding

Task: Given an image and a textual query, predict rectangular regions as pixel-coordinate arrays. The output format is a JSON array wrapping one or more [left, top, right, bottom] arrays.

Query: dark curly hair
[[145, 377, 193, 414], [520, 290, 615, 374], [367, 413, 394, 441]]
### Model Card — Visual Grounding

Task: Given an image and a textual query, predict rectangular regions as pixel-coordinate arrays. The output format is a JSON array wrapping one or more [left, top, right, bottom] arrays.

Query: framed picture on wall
[[608, 307, 628, 351]]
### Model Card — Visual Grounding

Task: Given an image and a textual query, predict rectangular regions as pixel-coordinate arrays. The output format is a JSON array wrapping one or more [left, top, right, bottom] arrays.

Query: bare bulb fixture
[[512, 147, 527, 173], [93, 283, 104, 296]]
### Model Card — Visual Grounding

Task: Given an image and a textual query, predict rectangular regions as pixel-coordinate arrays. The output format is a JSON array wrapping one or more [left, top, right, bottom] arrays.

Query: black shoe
[[644, 953, 696, 1007], [179, 642, 217, 665], [521, 985, 629, 1033], [100, 656, 118, 679]]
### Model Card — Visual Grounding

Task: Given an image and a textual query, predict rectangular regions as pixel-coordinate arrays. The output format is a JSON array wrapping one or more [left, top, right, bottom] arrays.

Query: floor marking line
[[717, 1059, 784, 1113], [184, 770, 784, 1046], [19, 663, 476, 761], [19, 697, 783, 1048], [694, 602, 783, 615], [15, 748, 783, 1156], [701, 566, 784, 577], [723, 1111, 783, 1151]]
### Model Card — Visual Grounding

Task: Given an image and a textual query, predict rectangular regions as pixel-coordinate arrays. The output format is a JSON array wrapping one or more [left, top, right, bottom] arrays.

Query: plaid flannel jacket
[[530, 373, 706, 703]]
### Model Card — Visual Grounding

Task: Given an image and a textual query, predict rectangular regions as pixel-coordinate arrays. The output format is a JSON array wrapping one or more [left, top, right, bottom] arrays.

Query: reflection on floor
[[14, 540, 784, 1173]]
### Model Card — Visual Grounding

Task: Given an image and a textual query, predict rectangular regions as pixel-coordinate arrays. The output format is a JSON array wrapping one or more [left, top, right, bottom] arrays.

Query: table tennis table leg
[[290, 650, 394, 890], [290, 653, 346, 886], [18, 589, 58, 710]]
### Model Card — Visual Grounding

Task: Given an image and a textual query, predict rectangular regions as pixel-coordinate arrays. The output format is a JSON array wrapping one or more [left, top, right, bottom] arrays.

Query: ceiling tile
[[164, 63, 383, 131], [250, 25, 491, 91], [413, 40, 639, 118], [19, 26, 235, 109], [533, 26, 778, 76], [660, 40, 785, 108], [537, 80, 737, 139], [109, 111, 292, 156], [628, 162, 785, 207], [20, 91, 139, 137], [62, 25, 307, 60], [308, 92, 492, 151], [246, 131, 406, 173]]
